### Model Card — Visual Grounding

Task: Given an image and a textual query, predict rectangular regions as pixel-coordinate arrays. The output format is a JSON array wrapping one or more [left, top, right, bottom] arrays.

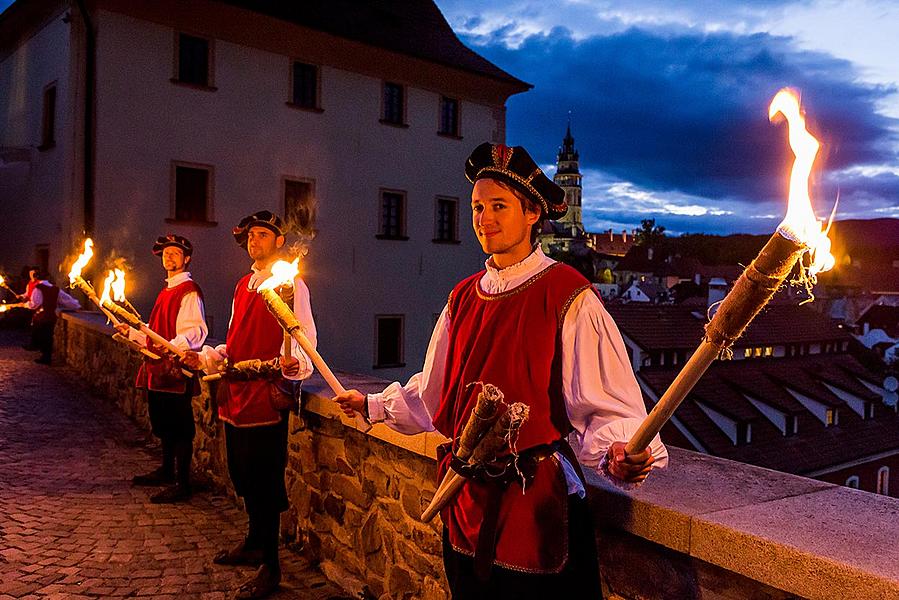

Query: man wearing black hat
[[118, 234, 207, 503], [335, 143, 667, 598], [183, 210, 315, 599]]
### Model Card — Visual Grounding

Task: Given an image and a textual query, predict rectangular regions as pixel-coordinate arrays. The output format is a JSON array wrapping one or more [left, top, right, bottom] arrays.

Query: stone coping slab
[[61, 312, 899, 599]]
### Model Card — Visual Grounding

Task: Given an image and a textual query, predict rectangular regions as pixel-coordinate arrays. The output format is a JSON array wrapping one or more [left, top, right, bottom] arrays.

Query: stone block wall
[[57, 313, 899, 600]]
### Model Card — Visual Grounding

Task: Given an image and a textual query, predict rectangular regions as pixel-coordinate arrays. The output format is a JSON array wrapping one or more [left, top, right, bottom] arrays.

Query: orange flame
[[68, 239, 94, 283], [99, 270, 115, 305], [768, 89, 835, 276], [0, 275, 5, 286], [111, 269, 127, 302], [258, 258, 299, 292]]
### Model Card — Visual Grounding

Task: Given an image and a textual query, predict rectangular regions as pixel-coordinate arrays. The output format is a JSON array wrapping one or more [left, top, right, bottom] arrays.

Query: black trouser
[[33, 320, 55, 361], [147, 389, 196, 486], [442, 495, 602, 600], [224, 417, 289, 570]]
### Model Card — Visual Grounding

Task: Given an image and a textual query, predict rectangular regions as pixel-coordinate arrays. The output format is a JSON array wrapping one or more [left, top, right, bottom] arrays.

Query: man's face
[[29, 270, 38, 281], [246, 226, 284, 263], [161, 246, 188, 273], [471, 179, 540, 257]]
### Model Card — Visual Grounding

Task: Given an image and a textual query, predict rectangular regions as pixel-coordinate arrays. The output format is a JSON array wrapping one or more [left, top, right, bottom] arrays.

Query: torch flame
[[68, 239, 94, 283], [111, 269, 127, 302], [0, 275, 5, 285], [258, 258, 299, 291], [768, 89, 834, 276], [99, 270, 115, 305]]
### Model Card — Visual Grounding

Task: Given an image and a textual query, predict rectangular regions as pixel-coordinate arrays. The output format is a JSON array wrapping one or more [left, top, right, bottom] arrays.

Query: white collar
[[480, 247, 555, 293], [165, 271, 191, 288]]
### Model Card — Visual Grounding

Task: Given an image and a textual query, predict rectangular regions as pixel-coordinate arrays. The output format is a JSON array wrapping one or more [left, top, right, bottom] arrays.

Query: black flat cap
[[232, 211, 285, 247], [465, 142, 567, 220], [152, 234, 193, 256]]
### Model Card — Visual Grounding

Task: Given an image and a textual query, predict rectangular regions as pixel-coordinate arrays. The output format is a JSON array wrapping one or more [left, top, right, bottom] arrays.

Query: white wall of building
[[0, 9, 80, 281], [91, 10, 496, 378]]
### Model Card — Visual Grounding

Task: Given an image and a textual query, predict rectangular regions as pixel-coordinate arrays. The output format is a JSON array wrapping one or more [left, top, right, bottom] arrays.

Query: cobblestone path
[[0, 329, 347, 599]]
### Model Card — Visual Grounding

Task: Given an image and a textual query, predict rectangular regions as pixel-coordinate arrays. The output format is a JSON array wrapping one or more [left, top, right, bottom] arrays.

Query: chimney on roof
[[708, 277, 727, 309], [609, 228, 613, 241], [622, 229, 627, 243]]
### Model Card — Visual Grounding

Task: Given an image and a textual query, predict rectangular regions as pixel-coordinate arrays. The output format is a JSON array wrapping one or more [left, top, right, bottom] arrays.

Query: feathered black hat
[[232, 211, 286, 247], [152, 234, 193, 256], [464, 142, 567, 220]]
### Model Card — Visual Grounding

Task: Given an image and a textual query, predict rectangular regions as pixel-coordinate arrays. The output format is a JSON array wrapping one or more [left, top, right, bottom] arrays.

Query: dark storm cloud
[[465, 26, 898, 206]]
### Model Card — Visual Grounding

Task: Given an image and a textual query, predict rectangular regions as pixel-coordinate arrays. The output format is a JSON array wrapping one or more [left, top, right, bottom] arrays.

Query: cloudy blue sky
[[435, 0, 899, 234], [2, 0, 896, 235]]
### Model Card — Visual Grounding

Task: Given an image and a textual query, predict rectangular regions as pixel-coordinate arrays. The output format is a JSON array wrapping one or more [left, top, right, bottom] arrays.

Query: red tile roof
[[640, 354, 899, 474], [607, 302, 850, 351], [219, 0, 530, 88]]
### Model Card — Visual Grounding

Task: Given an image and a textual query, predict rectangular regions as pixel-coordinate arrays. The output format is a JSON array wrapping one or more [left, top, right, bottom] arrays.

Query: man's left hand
[[280, 355, 299, 377], [606, 441, 655, 483]]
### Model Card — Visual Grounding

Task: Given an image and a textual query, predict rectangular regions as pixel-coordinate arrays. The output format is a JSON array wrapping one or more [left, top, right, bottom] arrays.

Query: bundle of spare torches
[[421, 383, 530, 522]]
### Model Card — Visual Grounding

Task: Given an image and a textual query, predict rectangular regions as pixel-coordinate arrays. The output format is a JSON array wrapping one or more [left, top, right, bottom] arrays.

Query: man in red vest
[[27, 272, 81, 364], [118, 234, 207, 503], [183, 211, 315, 600], [335, 143, 668, 598]]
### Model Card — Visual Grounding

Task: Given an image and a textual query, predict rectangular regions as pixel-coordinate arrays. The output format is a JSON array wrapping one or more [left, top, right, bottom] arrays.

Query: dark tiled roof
[[218, 0, 529, 88], [857, 304, 899, 337], [641, 354, 899, 474], [607, 303, 851, 351]]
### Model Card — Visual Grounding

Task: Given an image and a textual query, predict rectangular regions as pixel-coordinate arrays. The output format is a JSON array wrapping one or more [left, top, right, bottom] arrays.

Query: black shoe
[[132, 468, 175, 487], [34, 357, 51, 365], [213, 541, 264, 567], [235, 564, 281, 599], [150, 484, 191, 504]]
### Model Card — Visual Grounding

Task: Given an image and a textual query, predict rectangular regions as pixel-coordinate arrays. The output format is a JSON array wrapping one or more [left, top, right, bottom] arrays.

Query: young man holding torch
[[117, 234, 207, 503], [27, 272, 81, 364], [335, 143, 667, 598], [182, 210, 315, 600]]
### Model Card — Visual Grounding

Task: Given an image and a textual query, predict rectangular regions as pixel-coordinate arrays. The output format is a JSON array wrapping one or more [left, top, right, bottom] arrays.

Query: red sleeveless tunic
[[32, 283, 59, 325], [218, 273, 285, 427], [434, 262, 597, 573], [136, 279, 203, 394]]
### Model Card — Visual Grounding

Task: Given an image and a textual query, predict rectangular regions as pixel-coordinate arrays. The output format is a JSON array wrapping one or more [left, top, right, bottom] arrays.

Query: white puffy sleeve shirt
[[198, 265, 316, 382], [366, 247, 668, 484], [127, 272, 208, 352]]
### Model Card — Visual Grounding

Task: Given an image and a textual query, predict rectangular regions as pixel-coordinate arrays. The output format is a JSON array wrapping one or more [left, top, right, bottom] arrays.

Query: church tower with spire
[[554, 119, 583, 234]]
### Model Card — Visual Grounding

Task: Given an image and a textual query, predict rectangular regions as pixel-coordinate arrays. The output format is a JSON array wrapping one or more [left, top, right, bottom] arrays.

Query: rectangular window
[[378, 190, 406, 239], [374, 315, 404, 368], [877, 467, 890, 495], [171, 163, 212, 223], [825, 409, 837, 427], [283, 178, 316, 236], [40, 84, 56, 149], [176, 33, 210, 86], [434, 197, 458, 243], [291, 61, 319, 109], [438, 96, 459, 136], [382, 82, 405, 125]]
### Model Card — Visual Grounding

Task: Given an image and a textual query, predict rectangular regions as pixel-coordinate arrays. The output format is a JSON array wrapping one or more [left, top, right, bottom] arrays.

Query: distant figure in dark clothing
[[26, 273, 81, 364]]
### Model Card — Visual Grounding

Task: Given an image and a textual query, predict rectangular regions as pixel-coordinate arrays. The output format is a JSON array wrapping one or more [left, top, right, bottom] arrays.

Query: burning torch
[[256, 258, 372, 432], [623, 88, 836, 458]]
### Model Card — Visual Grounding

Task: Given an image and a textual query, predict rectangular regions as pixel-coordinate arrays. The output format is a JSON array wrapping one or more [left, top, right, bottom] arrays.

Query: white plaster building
[[0, 0, 529, 378]]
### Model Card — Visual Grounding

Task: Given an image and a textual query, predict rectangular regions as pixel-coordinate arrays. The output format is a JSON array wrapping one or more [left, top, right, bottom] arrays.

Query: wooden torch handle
[[624, 342, 719, 455]]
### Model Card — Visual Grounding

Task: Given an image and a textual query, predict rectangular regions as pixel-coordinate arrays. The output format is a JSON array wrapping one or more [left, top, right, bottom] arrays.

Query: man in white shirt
[[27, 273, 81, 365], [335, 142, 667, 599], [183, 211, 316, 600], [118, 234, 207, 503]]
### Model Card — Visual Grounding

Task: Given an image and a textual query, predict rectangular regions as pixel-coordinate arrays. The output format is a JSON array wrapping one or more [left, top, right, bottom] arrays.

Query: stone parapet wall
[[57, 313, 899, 600]]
